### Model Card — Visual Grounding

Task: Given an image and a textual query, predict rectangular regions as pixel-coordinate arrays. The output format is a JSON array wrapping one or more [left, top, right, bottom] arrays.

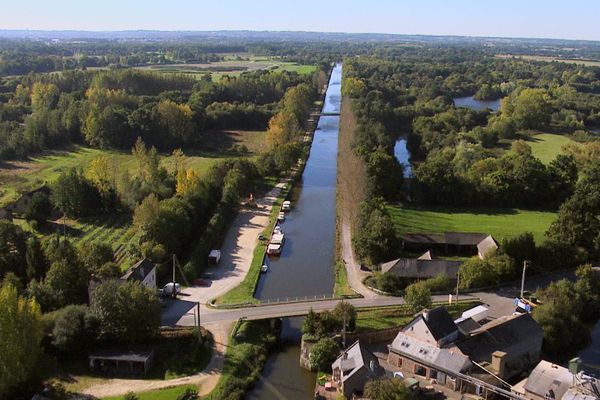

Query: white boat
[[261, 264, 269, 273], [282, 201, 291, 211], [277, 212, 285, 221], [274, 225, 282, 234], [267, 243, 282, 256], [270, 232, 285, 245]]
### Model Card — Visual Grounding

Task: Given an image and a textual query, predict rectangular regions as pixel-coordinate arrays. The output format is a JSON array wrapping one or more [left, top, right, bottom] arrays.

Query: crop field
[[387, 204, 556, 243], [525, 133, 579, 164], [137, 55, 316, 80], [0, 130, 266, 207], [496, 54, 600, 67]]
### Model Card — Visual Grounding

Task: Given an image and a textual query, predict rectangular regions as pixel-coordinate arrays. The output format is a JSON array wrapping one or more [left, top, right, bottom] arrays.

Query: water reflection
[[453, 96, 501, 112]]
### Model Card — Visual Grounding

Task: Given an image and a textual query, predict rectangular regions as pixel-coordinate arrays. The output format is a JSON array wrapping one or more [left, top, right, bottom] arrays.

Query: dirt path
[[80, 321, 232, 398], [341, 221, 381, 299]]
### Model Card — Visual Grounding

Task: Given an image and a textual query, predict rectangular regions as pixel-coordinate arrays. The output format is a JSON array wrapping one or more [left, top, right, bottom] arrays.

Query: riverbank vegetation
[[205, 320, 277, 400]]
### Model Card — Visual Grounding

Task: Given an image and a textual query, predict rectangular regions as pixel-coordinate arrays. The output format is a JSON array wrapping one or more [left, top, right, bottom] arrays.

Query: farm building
[[387, 307, 543, 395], [6, 185, 51, 216], [380, 256, 462, 280], [401, 232, 498, 259], [89, 350, 154, 376], [331, 340, 385, 398]]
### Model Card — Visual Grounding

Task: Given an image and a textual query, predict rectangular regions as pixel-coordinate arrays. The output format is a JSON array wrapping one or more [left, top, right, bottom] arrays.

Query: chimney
[[569, 357, 581, 375], [491, 351, 507, 379], [423, 310, 429, 321]]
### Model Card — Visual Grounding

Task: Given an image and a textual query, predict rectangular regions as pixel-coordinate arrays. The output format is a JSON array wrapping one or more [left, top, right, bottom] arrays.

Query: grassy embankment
[[387, 205, 556, 243], [204, 320, 277, 400], [335, 98, 369, 296], [1, 131, 266, 267], [355, 300, 481, 332]]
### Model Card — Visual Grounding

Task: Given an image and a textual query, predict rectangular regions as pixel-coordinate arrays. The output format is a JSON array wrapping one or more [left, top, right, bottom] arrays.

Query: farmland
[[137, 55, 317, 81], [387, 204, 556, 243], [1, 130, 267, 266]]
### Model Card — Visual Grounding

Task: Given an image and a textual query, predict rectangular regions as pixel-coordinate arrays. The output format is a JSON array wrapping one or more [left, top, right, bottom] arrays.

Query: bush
[[370, 272, 410, 293], [422, 273, 453, 292], [309, 337, 340, 372], [46, 304, 98, 355], [404, 282, 432, 313]]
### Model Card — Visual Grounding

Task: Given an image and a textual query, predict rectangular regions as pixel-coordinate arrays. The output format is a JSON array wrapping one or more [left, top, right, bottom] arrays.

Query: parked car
[[158, 282, 181, 298]]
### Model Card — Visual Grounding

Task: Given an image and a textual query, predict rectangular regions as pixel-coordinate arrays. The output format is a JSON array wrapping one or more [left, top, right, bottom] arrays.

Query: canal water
[[578, 321, 600, 373], [254, 63, 342, 301], [453, 96, 501, 112], [246, 317, 316, 400]]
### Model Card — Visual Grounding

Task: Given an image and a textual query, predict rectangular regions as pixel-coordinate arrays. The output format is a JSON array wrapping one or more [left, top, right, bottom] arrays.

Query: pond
[[453, 96, 501, 112], [254, 63, 342, 301]]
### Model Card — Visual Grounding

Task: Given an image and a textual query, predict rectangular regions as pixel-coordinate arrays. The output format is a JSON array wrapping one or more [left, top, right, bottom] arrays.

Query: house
[[401, 232, 497, 260], [332, 340, 385, 398], [477, 235, 499, 259], [120, 258, 157, 290], [0, 207, 13, 222], [7, 185, 51, 216], [512, 358, 600, 400], [512, 360, 575, 400], [380, 257, 462, 280], [387, 307, 543, 394]]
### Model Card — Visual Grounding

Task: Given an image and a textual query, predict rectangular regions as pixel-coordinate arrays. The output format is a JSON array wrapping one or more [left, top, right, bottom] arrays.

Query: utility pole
[[455, 269, 460, 305], [520, 260, 530, 298], [342, 300, 347, 349], [197, 302, 201, 341]]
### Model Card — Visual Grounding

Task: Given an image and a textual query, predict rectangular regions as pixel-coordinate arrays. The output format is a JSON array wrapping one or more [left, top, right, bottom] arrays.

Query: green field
[[137, 55, 316, 81], [0, 130, 266, 207], [526, 133, 577, 164], [387, 205, 556, 243], [101, 384, 198, 400]]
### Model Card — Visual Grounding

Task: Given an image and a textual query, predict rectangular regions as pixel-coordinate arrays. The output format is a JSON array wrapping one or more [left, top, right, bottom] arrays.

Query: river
[[453, 96, 501, 112], [254, 63, 342, 301]]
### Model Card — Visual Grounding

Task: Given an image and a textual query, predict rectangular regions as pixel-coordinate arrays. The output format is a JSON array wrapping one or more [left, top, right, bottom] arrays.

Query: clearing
[[525, 133, 579, 164], [387, 205, 556, 243], [496, 54, 600, 67]]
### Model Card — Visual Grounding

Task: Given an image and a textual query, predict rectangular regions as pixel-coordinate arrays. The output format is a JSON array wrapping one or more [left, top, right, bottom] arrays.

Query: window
[[430, 370, 438, 379], [415, 365, 427, 377]]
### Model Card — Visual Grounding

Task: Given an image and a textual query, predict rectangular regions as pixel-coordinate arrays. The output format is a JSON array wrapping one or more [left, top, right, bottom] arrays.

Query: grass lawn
[[355, 301, 481, 332], [0, 130, 266, 207], [334, 261, 355, 297], [101, 384, 198, 400], [387, 204, 556, 243], [525, 133, 577, 164]]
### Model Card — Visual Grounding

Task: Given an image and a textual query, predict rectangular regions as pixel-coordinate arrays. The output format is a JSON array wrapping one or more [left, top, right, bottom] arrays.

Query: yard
[[387, 204, 556, 243]]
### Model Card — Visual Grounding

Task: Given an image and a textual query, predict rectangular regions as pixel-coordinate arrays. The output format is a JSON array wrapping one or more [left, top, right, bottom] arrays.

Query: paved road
[[162, 268, 575, 327]]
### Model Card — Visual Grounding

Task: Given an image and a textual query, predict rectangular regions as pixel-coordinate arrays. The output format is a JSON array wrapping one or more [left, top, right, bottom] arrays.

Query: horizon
[[2, 0, 600, 42]]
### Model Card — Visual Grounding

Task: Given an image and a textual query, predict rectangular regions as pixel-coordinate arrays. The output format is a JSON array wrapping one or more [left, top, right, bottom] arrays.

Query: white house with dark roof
[[332, 340, 384, 398], [120, 258, 156, 290]]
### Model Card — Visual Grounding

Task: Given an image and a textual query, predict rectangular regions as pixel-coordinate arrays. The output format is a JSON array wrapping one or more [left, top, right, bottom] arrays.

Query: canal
[[246, 317, 316, 400], [254, 63, 342, 301]]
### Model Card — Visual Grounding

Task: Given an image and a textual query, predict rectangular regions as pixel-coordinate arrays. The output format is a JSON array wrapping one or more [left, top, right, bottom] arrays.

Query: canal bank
[[254, 63, 343, 301]]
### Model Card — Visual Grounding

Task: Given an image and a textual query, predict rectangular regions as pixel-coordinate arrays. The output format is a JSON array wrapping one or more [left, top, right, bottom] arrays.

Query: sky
[[1, 0, 600, 41]]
